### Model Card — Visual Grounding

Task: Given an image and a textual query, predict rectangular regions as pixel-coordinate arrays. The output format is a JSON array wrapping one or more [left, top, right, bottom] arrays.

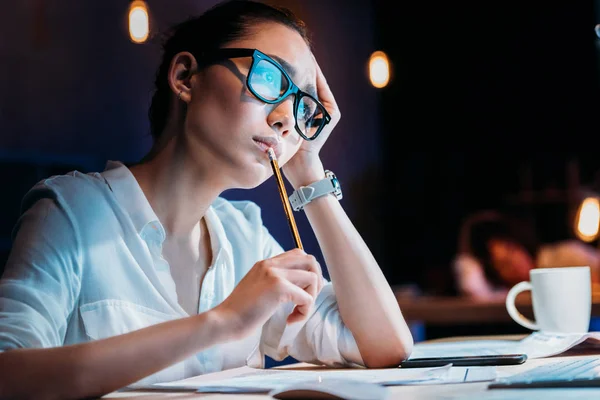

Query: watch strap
[[289, 178, 335, 211]]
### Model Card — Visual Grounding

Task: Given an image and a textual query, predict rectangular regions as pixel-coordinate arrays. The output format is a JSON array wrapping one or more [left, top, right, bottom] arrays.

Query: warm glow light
[[369, 51, 390, 88], [575, 197, 600, 242], [128, 1, 149, 43]]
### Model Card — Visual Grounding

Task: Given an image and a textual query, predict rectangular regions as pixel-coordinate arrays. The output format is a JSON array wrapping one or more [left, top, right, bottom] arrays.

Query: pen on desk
[[267, 147, 303, 250]]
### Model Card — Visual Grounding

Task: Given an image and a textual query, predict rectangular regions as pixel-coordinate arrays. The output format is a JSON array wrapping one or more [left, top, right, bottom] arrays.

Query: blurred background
[[2, 0, 600, 343]]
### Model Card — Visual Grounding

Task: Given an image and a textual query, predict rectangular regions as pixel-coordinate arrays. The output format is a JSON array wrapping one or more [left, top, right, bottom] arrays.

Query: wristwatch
[[289, 170, 343, 211]]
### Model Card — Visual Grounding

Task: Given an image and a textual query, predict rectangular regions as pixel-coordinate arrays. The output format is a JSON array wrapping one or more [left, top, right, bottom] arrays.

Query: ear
[[167, 52, 198, 103]]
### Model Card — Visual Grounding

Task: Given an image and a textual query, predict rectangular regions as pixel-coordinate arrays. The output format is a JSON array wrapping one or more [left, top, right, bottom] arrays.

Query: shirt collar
[[101, 160, 162, 238], [204, 205, 233, 267], [100, 160, 232, 267]]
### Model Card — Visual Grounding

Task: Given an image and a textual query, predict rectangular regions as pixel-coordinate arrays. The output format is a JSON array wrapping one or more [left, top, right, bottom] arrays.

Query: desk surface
[[395, 290, 600, 325], [103, 336, 600, 399]]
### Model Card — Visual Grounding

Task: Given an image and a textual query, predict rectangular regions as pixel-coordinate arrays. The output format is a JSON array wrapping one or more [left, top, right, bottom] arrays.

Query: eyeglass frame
[[195, 48, 331, 141]]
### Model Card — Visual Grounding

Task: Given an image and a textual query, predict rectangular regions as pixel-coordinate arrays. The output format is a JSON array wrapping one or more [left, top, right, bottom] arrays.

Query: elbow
[[362, 335, 414, 369]]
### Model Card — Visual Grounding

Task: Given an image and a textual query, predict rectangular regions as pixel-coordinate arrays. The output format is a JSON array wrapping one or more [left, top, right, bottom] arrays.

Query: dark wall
[[0, 1, 383, 278], [374, 0, 600, 291]]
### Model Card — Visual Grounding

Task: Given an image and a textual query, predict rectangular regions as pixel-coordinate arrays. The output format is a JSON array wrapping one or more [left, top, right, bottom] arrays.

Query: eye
[[249, 59, 287, 100], [298, 98, 317, 121], [254, 67, 278, 86]]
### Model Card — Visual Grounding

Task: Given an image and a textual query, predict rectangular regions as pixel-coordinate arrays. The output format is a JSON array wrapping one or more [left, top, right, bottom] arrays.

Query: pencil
[[267, 148, 303, 250]]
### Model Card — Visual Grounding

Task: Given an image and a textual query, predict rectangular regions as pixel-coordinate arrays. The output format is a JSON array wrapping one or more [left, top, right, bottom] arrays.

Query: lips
[[252, 136, 282, 159]]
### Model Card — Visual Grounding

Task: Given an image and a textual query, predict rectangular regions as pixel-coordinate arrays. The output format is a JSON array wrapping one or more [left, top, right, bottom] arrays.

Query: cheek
[[191, 70, 252, 123], [188, 92, 251, 143], [279, 139, 302, 165], [206, 84, 242, 119]]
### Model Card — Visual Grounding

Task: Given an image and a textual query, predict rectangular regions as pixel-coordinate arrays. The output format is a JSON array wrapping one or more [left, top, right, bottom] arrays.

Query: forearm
[[304, 195, 413, 367], [0, 310, 229, 400]]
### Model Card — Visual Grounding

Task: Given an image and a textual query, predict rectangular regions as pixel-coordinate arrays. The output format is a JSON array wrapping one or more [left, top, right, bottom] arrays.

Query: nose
[[266, 95, 295, 137]]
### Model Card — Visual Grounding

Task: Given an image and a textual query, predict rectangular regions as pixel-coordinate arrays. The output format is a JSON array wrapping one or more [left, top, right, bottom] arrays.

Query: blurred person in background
[[453, 210, 600, 300]]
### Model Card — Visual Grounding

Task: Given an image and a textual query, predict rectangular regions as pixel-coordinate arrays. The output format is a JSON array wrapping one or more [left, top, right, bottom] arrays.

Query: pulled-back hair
[[148, 0, 310, 141]]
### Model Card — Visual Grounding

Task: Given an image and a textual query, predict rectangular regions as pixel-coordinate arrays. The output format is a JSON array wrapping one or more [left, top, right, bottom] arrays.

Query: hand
[[212, 249, 324, 340], [283, 55, 341, 188]]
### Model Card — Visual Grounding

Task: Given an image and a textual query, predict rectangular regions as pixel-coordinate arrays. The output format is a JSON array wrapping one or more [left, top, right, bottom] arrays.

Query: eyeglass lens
[[248, 58, 324, 139]]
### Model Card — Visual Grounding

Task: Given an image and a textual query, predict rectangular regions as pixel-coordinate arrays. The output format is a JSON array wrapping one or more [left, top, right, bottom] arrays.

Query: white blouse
[[0, 161, 363, 385]]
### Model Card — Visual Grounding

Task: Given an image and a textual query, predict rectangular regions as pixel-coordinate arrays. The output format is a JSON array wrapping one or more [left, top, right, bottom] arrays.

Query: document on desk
[[148, 364, 496, 393], [513, 331, 600, 358], [410, 331, 600, 360]]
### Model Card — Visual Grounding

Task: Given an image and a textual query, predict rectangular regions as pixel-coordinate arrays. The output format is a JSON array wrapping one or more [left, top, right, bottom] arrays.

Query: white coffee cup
[[505, 266, 591, 333]]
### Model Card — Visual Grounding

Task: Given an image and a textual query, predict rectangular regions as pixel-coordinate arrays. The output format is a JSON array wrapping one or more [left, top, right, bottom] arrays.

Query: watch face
[[326, 170, 343, 200], [331, 175, 340, 190]]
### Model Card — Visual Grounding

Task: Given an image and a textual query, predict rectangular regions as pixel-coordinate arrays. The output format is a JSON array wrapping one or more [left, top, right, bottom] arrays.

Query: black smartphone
[[399, 354, 527, 368]]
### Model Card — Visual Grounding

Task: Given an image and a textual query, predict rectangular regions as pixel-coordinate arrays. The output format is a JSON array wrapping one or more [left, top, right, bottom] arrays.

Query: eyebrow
[[269, 53, 318, 98]]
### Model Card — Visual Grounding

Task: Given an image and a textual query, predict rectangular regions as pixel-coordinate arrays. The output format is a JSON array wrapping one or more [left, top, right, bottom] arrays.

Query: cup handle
[[505, 281, 539, 330]]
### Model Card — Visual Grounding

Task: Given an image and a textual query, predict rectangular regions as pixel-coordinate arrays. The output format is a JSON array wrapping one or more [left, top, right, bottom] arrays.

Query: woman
[[453, 210, 600, 300], [0, 1, 413, 398]]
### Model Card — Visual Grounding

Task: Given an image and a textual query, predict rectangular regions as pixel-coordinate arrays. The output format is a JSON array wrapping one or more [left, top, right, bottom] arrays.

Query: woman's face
[[185, 22, 316, 189], [488, 239, 534, 286]]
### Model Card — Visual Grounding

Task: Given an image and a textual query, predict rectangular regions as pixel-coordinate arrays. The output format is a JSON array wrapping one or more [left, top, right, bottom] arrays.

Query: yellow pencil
[[267, 148, 303, 250]]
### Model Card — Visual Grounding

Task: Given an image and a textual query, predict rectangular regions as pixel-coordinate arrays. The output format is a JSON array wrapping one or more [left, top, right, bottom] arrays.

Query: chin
[[237, 179, 263, 190], [234, 163, 270, 189]]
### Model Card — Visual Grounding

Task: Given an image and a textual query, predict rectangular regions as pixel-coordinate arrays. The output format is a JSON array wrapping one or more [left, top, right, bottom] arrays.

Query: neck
[[130, 131, 222, 237]]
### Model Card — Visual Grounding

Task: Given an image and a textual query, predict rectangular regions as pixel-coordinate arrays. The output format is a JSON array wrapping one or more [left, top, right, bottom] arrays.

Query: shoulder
[[22, 170, 109, 211], [19, 170, 114, 232], [538, 240, 600, 268], [549, 240, 599, 259]]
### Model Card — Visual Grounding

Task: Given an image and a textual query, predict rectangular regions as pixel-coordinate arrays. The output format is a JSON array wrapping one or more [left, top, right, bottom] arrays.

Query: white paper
[[153, 364, 450, 392], [265, 368, 497, 400], [410, 331, 600, 360], [148, 363, 495, 393], [511, 331, 600, 358], [447, 366, 498, 383]]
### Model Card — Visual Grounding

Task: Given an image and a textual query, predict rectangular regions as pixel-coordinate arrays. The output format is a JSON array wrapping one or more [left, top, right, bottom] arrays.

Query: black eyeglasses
[[197, 48, 331, 141]]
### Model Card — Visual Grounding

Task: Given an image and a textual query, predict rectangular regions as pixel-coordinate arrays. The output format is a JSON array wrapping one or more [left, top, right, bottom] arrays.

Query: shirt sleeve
[[453, 253, 500, 299], [248, 226, 364, 368], [0, 189, 82, 351]]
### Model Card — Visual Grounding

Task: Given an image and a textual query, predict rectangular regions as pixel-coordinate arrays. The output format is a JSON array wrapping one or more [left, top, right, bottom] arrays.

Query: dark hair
[[148, 0, 310, 141], [459, 210, 540, 285]]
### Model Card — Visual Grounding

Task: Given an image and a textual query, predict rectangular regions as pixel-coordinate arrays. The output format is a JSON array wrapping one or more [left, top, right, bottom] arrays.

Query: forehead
[[229, 22, 316, 87]]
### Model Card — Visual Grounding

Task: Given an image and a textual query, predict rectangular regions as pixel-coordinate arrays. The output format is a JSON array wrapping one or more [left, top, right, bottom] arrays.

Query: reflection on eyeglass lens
[[249, 60, 287, 100], [249, 57, 325, 138]]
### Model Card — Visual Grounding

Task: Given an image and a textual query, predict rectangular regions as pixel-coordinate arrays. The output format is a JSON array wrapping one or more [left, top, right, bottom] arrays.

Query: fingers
[[280, 280, 314, 324], [277, 268, 320, 302], [269, 249, 324, 292], [312, 55, 339, 115], [254, 250, 326, 324], [314, 59, 331, 96], [269, 249, 320, 271], [267, 251, 324, 323]]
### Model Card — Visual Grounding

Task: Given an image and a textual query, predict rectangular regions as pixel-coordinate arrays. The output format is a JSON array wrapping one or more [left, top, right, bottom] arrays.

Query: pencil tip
[[267, 147, 276, 161]]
